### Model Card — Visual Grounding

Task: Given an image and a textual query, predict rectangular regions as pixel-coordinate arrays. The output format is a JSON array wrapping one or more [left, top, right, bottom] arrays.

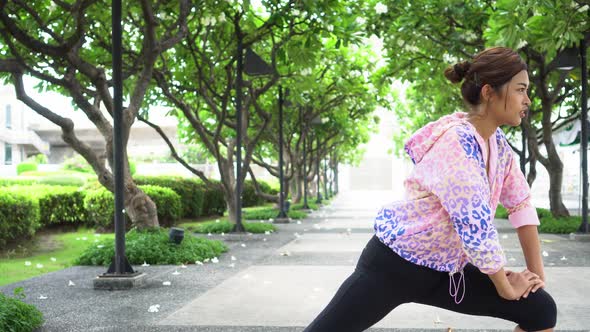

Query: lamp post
[[300, 106, 310, 210], [311, 116, 323, 204], [552, 41, 588, 234], [323, 156, 329, 199], [275, 86, 289, 222], [234, 15, 274, 231]]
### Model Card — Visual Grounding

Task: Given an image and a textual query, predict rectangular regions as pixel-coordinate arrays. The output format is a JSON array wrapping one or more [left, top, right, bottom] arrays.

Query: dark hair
[[444, 47, 527, 106]]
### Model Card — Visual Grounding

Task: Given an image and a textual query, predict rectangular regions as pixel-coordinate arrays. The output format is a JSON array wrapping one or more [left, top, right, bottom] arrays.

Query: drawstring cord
[[449, 270, 465, 304]]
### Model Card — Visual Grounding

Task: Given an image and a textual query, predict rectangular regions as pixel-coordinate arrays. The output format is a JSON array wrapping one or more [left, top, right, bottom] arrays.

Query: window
[[5, 104, 11, 129], [5, 143, 12, 165]]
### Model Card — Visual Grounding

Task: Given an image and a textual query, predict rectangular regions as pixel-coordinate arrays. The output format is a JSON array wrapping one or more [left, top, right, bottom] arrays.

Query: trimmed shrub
[[134, 175, 205, 218], [242, 180, 264, 207], [191, 219, 276, 234], [0, 288, 44, 332], [6, 185, 85, 227], [83, 189, 116, 229], [0, 178, 37, 187], [495, 205, 509, 219], [37, 174, 86, 187], [242, 206, 307, 220], [84, 186, 182, 229], [539, 215, 581, 234], [200, 181, 226, 216], [536, 207, 553, 219], [16, 162, 37, 175], [140, 185, 182, 227], [62, 155, 94, 174], [0, 191, 40, 248], [75, 228, 227, 265]]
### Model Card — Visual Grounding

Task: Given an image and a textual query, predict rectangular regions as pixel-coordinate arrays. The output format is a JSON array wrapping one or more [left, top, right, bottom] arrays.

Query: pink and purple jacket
[[374, 112, 539, 278]]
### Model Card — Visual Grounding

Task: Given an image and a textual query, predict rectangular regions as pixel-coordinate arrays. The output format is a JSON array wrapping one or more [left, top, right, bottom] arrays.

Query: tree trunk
[[547, 164, 569, 216]]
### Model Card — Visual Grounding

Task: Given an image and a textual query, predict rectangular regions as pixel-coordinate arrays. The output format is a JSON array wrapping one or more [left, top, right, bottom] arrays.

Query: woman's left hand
[[519, 269, 545, 299]]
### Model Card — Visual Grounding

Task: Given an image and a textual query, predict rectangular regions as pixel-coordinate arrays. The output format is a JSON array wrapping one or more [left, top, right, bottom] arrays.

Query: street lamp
[[311, 116, 323, 204], [551, 42, 588, 234], [300, 106, 311, 210], [235, 17, 274, 231]]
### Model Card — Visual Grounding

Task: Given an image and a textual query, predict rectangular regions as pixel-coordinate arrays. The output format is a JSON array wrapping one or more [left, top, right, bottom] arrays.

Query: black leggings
[[304, 235, 557, 332]]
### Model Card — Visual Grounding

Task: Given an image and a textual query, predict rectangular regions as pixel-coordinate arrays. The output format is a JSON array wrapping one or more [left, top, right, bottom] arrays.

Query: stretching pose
[[304, 47, 556, 332]]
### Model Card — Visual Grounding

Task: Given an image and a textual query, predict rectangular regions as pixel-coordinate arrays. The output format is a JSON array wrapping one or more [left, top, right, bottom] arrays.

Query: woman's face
[[490, 70, 531, 127]]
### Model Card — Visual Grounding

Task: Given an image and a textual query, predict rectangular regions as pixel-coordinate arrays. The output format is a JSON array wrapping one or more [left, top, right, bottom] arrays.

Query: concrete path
[[2, 190, 589, 331]]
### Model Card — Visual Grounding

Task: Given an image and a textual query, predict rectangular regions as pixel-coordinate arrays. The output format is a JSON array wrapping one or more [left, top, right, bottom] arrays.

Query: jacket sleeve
[[499, 146, 540, 228], [423, 128, 505, 274]]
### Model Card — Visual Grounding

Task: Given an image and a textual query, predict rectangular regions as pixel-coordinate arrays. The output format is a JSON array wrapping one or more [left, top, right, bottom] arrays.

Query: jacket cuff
[[508, 205, 540, 228]]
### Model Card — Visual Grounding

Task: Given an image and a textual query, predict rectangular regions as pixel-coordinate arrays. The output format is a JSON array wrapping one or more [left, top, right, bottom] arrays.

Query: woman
[[303, 47, 557, 332]]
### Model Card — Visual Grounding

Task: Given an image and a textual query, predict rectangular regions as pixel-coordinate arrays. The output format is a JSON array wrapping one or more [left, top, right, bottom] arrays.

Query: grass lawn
[[0, 229, 114, 287]]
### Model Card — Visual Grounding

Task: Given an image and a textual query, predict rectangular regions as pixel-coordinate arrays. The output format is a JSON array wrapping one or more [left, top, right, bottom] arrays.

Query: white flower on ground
[[195, 260, 203, 265], [263, 238, 267, 242], [259, 220, 265, 223], [36, 264, 43, 269], [269, 218, 274, 222], [215, 219, 220, 223], [39, 295, 48, 300], [502, 234, 508, 239], [172, 270, 180, 275], [221, 232, 225, 236], [241, 243, 246, 247], [68, 280, 75, 286], [297, 221, 302, 225], [264, 231, 271, 235], [207, 233, 212, 236], [50, 257, 56, 262], [211, 257, 219, 264], [162, 281, 171, 286], [542, 251, 549, 257], [25, 261, 32, 266], [561, 256, 567, 261], [180, 264, 187, 269], [142, 262, 150, 267], [231, 256, 237, 261], [148, 304, 160, 313], [204, 258, 210, 263]]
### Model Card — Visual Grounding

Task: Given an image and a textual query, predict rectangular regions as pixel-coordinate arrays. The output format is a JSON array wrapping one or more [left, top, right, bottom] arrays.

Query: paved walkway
[[2, 190, 590, 331]]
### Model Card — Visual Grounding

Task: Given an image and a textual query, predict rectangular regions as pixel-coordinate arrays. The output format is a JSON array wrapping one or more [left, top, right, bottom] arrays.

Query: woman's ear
[[480, 84, 494, 103]]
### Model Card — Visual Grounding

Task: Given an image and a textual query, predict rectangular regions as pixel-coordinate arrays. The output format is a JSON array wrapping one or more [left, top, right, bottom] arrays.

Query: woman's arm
[[517, 225, 545, 281]]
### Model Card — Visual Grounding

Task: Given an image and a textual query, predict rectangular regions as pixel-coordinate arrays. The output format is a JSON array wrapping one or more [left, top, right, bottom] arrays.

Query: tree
[[0, 0, 191, 228]]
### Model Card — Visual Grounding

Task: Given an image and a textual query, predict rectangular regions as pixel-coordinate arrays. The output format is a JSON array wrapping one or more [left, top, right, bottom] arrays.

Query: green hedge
[[200, 180, 226, 216], [75, 228, 227, 265], [0, 288, 44, 332], [84, 185, 182, 229], [16, 162, 37, 175], [496, 205, 582, 234], [191, 219, 276, 234], [0, 191, 40, 248], [0, 178, 37, 187], [36, 174, 86, 187], [6, 186, 85, 227], [134, 175, 204, 218]]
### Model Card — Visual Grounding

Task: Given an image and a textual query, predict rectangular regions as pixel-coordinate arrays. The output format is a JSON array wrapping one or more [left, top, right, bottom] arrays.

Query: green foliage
[[201, 181, 226, 216], [27, 154, 48, 164], [242, 206, 307, 220], [539, 215, 581, 234], [495, 205, 509, 219], [191, 220, 276, 234], [75, 228, 227, 266], [242, 180, 273, 207], [134, 175, 205, 218], [84, 186, 182, 229], [0, 288, 44, 332], [5, 185, 86, 227], [0, 178, 37, 187], [0, 191, 40, 249], [16, 162, 37, 175], [62, 155, 94, 174], [83, 189, 115, 229], [36, 174, 86, 187], [140, 185, 183, 227]]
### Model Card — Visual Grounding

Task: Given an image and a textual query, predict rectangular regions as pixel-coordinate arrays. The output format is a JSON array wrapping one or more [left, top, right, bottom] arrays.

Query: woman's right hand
[[503, 269, 540, 300]]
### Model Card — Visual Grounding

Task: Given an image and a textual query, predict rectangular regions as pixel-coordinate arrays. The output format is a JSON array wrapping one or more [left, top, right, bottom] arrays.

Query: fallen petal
[[36, 264, 43, 269], [68, 280, 75, 286], [172, 270, 180, 275], [212, 257, 219, 263], [195, 261, 203, 265], [148, 304, 160, 313], [231, 256, 237, 261], [25, 261, 31, 266], [561, 256, 567, 261], [162, 281, 171, 286], [241, 243, 246, 247], [542, 251, 549, 257], [39, 295, 48, 300], [142, 262, 150, 267]]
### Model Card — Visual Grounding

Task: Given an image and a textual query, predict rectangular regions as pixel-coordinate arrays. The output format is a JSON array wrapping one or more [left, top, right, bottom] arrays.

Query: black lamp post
[[551, 41, 588, 233], [235, 17, 274, 231], [275, 86, 289, 222], [300, 106, 310, 210], [311, 116, 323, 204]]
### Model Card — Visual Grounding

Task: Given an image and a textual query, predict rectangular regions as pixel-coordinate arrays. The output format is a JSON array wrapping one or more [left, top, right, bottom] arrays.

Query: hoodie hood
[[404, 112, 470, 164]]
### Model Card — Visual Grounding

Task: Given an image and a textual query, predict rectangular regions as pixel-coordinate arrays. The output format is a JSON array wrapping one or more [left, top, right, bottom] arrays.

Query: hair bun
[[444, 61, 471, 83]]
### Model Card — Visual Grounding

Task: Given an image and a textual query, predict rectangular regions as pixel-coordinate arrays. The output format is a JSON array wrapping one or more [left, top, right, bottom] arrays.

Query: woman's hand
[[505, 269, 544, 300]]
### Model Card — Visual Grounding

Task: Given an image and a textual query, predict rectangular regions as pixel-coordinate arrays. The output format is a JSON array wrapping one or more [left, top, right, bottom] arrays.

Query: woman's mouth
[[520, 110, 527, 118]]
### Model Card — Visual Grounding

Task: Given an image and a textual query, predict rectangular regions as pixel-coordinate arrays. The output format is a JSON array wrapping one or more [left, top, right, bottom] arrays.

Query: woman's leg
[[417, 264, 557, 331]]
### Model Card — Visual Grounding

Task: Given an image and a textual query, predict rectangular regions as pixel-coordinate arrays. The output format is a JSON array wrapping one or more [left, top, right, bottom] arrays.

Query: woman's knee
[[518, 289, 557, 331]]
